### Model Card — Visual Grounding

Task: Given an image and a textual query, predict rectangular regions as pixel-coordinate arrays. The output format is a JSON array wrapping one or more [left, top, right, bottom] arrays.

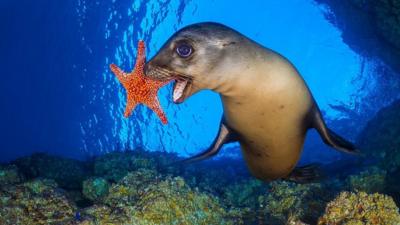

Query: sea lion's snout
[[145, 22, 242, 103], [145, 57, 194, 104]]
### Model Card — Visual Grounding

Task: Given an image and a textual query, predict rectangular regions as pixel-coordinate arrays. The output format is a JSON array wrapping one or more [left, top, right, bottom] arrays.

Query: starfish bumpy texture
[[110, 40, 169, 124]]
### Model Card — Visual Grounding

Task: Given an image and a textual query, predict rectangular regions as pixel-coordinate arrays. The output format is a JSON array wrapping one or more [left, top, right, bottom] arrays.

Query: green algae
[[82, 177, 110, 202]]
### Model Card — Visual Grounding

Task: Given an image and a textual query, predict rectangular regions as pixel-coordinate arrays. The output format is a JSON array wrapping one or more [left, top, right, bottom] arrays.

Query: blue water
[[1, 0, 399, 163]]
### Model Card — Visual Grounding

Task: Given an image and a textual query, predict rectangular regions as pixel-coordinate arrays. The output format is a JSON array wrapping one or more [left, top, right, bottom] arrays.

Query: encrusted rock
[[346, 167, 386, 193], [0, 178, 76, 225], [0, 164, 24, 185], [82, 177, 110, 202], [318, 191, 400, 224]]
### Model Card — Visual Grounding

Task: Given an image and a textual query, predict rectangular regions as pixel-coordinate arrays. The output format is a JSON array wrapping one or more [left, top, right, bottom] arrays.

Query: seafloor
[[1, 140, 400, 225], [2, 99, 400, 225]]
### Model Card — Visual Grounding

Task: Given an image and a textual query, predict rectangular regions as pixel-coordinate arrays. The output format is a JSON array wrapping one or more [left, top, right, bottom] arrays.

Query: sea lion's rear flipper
[[181, 121, 237, 163], [285, 164, 322, 183], [312, 107, 359, 154]]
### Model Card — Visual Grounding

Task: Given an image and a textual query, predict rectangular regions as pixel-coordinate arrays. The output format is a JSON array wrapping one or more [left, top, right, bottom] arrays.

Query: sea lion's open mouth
[[144, 64, 192, 104], [173, 77, 191, 103]]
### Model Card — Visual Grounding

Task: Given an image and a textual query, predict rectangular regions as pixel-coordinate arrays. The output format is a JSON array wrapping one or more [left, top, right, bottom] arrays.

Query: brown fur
[[145, 22, 355, 181]]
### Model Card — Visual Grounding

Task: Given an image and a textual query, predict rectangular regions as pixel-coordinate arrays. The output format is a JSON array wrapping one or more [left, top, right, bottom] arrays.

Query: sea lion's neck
[[212, 44, 272, 98]]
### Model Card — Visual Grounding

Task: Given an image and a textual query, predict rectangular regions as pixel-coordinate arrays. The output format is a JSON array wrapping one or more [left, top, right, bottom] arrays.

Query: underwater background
[[1, 0, 400, 224]]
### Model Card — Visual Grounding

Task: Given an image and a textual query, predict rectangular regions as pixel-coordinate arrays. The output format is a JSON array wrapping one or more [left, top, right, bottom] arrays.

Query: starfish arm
[[110, 64, 128, 84], [147, 100, 168, 124], [133, 40, 146, 72], [123, 99, 137, 118]]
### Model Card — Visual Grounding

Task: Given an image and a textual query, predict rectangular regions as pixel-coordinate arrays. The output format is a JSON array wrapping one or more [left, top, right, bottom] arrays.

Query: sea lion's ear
[[180, 120, 238, 164]]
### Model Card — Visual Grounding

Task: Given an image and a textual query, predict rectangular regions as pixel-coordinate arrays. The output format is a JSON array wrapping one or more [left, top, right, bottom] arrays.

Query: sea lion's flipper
[[181, 122, 237, 163], [312, 107, 359, 154], [285, 164, 322, 183]]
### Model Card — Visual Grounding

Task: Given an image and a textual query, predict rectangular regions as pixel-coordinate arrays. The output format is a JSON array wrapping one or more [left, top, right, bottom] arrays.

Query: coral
[[260, 181, 329, 224], [14, 153, 91, 189], [357, 99, 400, 171], [346, 167, 386, 193], [0, 164, 24, 185], [0, 178, 76, 225], [318, 191, 400, 224], [82, 177, 110, 202]]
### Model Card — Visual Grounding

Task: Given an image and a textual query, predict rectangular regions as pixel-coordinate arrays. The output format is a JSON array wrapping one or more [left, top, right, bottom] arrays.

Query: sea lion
[[144, 22, 357, 182]]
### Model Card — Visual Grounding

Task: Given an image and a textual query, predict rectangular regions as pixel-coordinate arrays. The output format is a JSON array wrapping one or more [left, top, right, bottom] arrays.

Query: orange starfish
[[110, 40, 169, 124]]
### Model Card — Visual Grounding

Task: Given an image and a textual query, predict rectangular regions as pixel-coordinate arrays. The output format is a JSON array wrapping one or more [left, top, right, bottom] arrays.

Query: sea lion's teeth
[[173, 80, 188, 102]]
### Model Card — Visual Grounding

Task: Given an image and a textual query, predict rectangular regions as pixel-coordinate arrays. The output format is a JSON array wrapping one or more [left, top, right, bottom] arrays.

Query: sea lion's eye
[[176, 43, 193, 58]]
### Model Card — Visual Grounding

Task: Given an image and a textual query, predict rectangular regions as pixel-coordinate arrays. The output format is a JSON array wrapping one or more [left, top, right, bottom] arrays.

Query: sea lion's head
[[145, 22, 246, 103]]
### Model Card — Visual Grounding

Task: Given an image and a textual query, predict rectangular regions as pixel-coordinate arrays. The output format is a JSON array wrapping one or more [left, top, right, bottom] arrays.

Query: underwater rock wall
[[357, 99, 400, 171], [313, 0, 400, 72]]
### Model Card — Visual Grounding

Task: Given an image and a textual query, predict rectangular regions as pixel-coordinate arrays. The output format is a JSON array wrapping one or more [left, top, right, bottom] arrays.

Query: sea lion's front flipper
[[312, 107, 359, 154], [181, 121, 237, 163], [285, 164, 322, 183]]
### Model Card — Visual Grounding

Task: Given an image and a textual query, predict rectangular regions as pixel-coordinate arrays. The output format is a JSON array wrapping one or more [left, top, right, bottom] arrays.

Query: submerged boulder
[[13, 153, 91, 190], [318, 191, 400, 224], [368, 0, 400, 50], [93, 150, 172, 182], [357, 99, 400, 171], [80, 170, 235, 225], [0, 164, 24, 185], [0, 178, 76, 225], [314, 0, 400, 74], [345, 167, 386, 193], [104, 169, 159, 207], [223, 179, 266, 209], [129, 176, 231, 224], [260, 181, 329, 224], [82, 177, 110, 202]]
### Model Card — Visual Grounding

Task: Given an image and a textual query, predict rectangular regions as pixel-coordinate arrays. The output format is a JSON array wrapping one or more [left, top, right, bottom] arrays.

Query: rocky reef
[[345, 167, 387, 193], [314, 0, 400, 72], [0, 178, 77, 225], [13, 153, 91, 190], [260, 181, 329, 224], [0, 150, 399, 225], [318, 191, 400, 224], [357, 99, 400, 171]]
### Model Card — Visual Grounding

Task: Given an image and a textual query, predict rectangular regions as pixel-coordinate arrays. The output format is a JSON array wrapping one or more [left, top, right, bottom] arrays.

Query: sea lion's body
[[220, 47, 314, 179], [145, 22, 357, 181]]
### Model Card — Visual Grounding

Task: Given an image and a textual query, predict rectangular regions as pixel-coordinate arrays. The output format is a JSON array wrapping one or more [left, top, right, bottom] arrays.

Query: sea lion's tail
[[311, 107, 359, 154]]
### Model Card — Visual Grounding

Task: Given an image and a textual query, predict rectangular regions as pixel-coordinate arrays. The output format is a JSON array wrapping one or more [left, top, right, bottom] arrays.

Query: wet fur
[[146, 22, 357, 181]]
